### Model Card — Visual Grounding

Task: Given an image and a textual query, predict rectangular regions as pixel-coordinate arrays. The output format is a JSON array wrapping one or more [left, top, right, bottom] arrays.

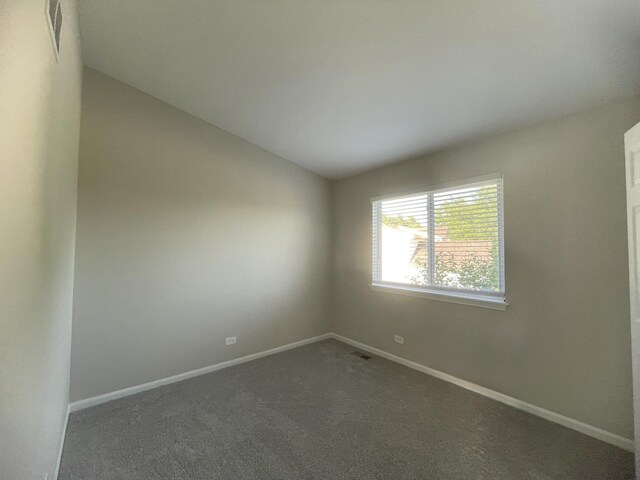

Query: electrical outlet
[[394, 335, 404, 345], [225, 336, 237, 346]]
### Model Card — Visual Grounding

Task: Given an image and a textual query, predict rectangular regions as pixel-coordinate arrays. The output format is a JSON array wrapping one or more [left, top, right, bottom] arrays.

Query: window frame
[[370, 173, 508, 310]]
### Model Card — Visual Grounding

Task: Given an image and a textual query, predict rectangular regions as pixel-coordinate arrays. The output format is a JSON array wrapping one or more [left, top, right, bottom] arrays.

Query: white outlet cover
[[225, 336, 237, 345], [394, 335, 404, 344]]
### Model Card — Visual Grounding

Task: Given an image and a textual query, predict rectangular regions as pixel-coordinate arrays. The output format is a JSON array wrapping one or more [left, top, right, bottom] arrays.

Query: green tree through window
[[382, 215, 422, 229]]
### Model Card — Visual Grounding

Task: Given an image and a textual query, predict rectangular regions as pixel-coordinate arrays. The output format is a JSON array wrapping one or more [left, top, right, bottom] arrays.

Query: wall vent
[[46, 0, 63, 59]]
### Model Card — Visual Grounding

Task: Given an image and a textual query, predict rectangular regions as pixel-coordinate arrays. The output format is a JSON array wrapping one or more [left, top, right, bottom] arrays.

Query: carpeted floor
[[59, 339, 634, 479]]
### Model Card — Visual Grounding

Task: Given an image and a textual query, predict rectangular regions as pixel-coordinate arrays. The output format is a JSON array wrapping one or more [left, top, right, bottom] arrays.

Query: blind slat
[[372, 178, 504, 294]]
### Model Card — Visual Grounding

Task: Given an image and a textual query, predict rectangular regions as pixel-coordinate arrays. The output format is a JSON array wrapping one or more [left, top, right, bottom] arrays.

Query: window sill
[[370, 283, 508, 311]]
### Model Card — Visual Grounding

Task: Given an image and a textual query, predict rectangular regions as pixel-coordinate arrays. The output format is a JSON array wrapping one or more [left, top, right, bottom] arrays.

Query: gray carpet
[[59, 339, 634, 479]]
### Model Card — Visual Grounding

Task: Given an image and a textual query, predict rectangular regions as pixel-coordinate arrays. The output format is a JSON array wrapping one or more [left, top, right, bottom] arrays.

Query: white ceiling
[[79, 0, 640, 179]]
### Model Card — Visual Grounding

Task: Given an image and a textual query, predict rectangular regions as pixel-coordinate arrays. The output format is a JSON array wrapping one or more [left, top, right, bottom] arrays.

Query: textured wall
[[0, 1, 82, 478], [331, 98, 640, 439], [70, 68, 332, 402]]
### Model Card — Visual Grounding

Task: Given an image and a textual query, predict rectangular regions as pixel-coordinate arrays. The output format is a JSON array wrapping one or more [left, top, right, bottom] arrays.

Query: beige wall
[[0, 1, 82, 479], [70, 68, 332, 402], [71, 69, 639, 441], [331, 98, 640, 439], [1, 3, 636, 472]]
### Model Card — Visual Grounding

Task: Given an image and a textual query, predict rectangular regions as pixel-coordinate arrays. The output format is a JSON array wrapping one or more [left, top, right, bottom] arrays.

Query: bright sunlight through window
[[371, 174, 506, 309]]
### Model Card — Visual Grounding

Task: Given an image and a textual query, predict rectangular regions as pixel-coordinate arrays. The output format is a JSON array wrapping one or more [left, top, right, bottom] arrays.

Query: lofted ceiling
[[79, 0, 640, 179]]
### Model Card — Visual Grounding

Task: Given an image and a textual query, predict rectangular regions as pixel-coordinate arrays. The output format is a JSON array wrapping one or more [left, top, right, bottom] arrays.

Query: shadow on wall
[[70, 68, 332, 403]]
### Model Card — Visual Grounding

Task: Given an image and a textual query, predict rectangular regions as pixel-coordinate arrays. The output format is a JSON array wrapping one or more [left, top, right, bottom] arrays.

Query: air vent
[[46, 0, 63, 58], [351, 351, 371, 360]]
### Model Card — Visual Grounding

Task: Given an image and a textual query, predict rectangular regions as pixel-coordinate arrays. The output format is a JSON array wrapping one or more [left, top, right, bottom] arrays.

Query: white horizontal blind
[[372, 176, 504, 296]]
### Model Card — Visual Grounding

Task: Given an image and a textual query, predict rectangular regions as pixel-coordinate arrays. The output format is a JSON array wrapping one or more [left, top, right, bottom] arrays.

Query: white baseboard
[[66, 330, 634, 453], [329, 332, 634, 452], [54, 405, 69, 480], [69, 333, 332, 413]]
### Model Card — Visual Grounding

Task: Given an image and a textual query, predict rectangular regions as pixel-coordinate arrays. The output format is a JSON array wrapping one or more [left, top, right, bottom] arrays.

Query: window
[[371, 174, 507, 310]]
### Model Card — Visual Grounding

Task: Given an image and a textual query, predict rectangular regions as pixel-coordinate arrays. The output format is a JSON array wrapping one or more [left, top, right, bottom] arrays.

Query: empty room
[[3, 1, 640, 479]]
